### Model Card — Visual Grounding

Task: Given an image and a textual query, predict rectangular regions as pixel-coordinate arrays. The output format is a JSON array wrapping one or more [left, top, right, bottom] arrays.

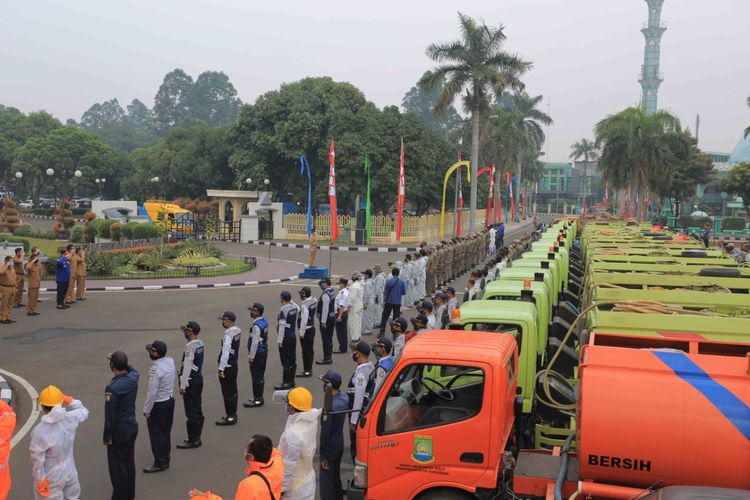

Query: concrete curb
[[0, 374, 10, 404], [38, 275, 301, 293], [246, 241, 419, 252]]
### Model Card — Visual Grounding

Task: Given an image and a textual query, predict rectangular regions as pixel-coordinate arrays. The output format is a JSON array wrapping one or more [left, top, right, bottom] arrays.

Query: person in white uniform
[[346, 272, 364, 342]]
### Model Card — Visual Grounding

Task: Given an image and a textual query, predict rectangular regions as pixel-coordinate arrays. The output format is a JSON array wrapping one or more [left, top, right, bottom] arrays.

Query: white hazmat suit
[[279, 408, 322, 500], [361, 277, 375, 336], [29, 399, 89, 500], [347, 279, 364, 342]]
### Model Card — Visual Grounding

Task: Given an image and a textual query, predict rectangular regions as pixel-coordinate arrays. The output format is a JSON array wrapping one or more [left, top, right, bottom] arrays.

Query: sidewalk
[[39, 257, 304, 291]]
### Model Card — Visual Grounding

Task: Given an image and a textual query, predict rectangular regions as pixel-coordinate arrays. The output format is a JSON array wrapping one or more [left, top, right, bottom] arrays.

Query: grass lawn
[[26, 237, 68, 257], [85, 258, 253, 280]]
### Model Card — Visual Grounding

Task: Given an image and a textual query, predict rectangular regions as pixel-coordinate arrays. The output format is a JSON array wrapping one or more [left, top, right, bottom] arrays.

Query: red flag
[[396, 138, 406, 240], [456, 187, 463, 236], [328, 138, 338, 241]]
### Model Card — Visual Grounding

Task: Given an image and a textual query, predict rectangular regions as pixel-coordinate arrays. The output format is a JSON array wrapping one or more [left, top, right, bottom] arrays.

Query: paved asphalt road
[[3, 222, 537, 500]]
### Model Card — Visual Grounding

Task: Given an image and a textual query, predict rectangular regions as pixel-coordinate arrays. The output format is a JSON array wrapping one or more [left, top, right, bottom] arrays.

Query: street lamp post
[[150, 176, 160, 198], [95, 178, 107, 198]]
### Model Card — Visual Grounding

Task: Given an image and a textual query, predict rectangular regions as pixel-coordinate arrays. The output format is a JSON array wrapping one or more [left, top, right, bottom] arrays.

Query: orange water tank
[[577, 337, 750, 490]]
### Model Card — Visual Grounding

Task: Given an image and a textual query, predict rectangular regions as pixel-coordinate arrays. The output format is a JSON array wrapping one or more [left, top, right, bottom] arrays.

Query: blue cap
[[319, 369, 342, 389]]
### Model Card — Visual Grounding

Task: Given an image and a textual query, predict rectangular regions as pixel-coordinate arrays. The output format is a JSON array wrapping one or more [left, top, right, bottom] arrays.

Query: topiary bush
[[132, 223, 162, 240], [69, 225, 84, 243], [121, 221, 141, 240], [13, 224, 32, 237], [88, 219, 116, 239], [109, 222, 123, 241], [2, 197, 20, 233]]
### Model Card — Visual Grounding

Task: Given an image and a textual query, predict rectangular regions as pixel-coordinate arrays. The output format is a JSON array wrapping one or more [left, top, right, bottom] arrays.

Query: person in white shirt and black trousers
[[143, 340, 176, 473], [216, 311, 241, 426], [297, 286, 317, 378]]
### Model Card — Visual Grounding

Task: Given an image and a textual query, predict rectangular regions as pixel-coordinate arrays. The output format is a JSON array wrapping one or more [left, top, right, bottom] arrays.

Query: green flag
[[365, 155, 371, 243]]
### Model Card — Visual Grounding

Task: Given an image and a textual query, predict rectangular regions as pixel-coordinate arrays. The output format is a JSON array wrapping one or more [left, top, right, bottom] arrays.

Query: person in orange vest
[[0, 400, 17, 500], [189, 434, 284, 500]]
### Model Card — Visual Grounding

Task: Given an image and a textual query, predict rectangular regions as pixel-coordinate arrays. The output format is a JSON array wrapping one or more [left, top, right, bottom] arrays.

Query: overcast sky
[[2, 0, 748, 160]]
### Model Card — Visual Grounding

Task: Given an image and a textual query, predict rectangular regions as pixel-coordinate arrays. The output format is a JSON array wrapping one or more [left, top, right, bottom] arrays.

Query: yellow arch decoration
[[439, 160, 471, 239]]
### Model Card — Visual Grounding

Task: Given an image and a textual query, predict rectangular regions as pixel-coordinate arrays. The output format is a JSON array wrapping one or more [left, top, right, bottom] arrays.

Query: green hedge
[[121, 222, 141, 239], [110, 222, 123, 241], [89, 219, 117, 239], [132, 223, 162, 240], [722, 217, 746, 231], [0, 234, 30, 253]]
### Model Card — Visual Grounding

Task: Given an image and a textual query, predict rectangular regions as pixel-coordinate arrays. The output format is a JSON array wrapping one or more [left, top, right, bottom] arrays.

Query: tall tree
[[153, 68, 195, 133], [0, 107, 62, 187], [126, 99, 154, 132], [80, 99, 126, 129], [595, 107, 681, 220], [402, 72, 463, 139], [189, 71, 242, 127], [499, 92, 551, 219], [420, 12, 530, 232], [569, 138, 598, 211], [721, 162, 750, 220]]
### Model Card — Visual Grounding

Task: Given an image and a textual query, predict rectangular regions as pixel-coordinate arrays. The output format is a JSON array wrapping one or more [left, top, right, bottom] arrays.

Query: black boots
[[216, 395, 238, 425], [177, 419, 203, 449], [274, 367, 296, 390], [243, 382, 265, 408], [316, 345, 333, 365]]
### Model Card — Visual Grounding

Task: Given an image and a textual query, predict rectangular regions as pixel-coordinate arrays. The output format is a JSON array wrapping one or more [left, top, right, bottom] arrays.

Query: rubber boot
[[193, 418, 204, 446], [274, 368, 292, 390], [316, 345, 332, 365]]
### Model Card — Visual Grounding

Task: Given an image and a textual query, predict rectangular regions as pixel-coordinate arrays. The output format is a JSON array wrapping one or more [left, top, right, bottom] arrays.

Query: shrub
[[722, 217, 746, 231], [86, 251, 133, 275], [180, 238, 224, 258], [13, 224, 32, 237], [2, 197, 20, 232], [136, 250, 167, 271], [173, 256, 221, 268], [89, 219, 116, 239], [110, 222, 123, 241], [83, 211, 97, 223], [121, 221, 141, 239], [132, 223, 162, 240], [0, 235, 30, 253], [69, 225, 84, 243]]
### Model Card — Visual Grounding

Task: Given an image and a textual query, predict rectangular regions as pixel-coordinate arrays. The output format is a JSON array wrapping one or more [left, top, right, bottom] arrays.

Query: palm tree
[[499, 93, 552, 219], [595, 107, 681, 220], [569, 138, 598, 213], [420, 12, 530, 232]]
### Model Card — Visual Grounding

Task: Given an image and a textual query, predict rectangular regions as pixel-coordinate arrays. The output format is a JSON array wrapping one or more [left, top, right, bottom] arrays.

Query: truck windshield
[[376, 363, 484, 436], [463, 323, 523, 357]]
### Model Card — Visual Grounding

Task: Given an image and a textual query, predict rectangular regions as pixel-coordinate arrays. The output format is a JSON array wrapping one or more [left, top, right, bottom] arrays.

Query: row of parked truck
[[338, 217, 749, 499]]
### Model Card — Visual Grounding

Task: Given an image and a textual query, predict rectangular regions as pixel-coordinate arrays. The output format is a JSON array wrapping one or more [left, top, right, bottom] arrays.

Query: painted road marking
[[0, 367, 41, 448]]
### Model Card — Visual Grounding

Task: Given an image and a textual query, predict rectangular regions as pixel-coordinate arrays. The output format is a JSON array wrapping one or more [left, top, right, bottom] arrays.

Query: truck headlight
[[353, 459, 368, 489]]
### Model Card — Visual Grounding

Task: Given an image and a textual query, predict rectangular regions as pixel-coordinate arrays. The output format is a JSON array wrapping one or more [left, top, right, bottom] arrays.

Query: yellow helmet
[[39, 385, 64, 407], [287, 387, 313, 412]]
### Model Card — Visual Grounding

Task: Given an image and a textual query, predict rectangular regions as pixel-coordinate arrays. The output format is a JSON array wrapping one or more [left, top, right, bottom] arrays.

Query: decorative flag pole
[[456, 186, 463, 236], [328, 139, 338, 241], [439, 161, 470, 239], [299, 155, 313, 237], [364, 155, 371, 244], [396, 139, 406, 241]]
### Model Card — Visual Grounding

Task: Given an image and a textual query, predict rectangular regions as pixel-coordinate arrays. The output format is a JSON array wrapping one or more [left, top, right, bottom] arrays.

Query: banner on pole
[[396, 139, 406, 241], [328, 139, 338, 241]]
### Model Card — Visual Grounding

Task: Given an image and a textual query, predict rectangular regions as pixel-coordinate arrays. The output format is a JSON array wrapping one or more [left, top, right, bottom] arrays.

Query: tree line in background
[[0, 12, 745, 224]]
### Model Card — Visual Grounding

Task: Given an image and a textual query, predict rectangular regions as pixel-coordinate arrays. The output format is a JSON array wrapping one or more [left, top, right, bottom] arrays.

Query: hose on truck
[[554, 433, 576, 500]]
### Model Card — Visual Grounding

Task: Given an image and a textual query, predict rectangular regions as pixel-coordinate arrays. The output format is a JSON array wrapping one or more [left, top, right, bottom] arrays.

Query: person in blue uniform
[[103, 351, 139, 500], [297, 286, 317, 377], [316, 278, 337, 365], [216, 311, 241, 426], [177, 321, 205, 449], [275, 291, 299, 390], [143, 340, 175, 473], [244, 303, 269, 408], [319, 369, 348, 500]]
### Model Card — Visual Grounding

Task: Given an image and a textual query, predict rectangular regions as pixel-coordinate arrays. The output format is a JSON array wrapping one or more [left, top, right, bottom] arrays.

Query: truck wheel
[[416, 488, 475, 500]]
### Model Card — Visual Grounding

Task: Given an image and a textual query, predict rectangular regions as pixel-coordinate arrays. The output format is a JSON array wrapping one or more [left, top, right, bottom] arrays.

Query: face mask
[[374, 349, 382, 359], [352, 353, 358, 362], [391, 328, 399, 337], [149, 353, 159, 361], [319, 284, 325, 291]]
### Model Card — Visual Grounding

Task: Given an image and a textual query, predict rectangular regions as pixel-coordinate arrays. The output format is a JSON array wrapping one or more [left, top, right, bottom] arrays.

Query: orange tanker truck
[[338, 330, 750, 499]]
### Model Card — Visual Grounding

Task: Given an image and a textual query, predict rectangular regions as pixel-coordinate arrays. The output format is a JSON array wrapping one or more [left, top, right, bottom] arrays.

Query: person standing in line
[[370, 337, 395, 395], [489, 225, 496, 256], [29, 386, 89, 500], [0, 257, 16, 324], [11, 248, 24, 309], [64, 244, 77, 305], [371, 265, 386, 329], [347, 341, 374, 461], [420, 301, 436, 330], [25, 247, 41, 316], [54, 249, 70, 310], [278, 387, 321, 500], [216, 311, 241, 426], [360, 269, 375, 337], [346, 272, 364, 343], [416, 250, 427, 302], [243, 303, 269, 409], [275, 292, 299, 390], [0, 399, 16, 500], [319, 370, 347, 500], [434, 292, 449, 329], [334, 278, 350, 354], [379, 268, 405, 337], [177, 321, 205, 449], [143, 340, 176, 473], [75, 247, 87, 301], [496, 222, 505, 249], [316, 278, 337, 365], [297, 287, 317, 378], [104, 351, 139, 500], [403, 255, 415, 307], [390, 317, 407, 361]]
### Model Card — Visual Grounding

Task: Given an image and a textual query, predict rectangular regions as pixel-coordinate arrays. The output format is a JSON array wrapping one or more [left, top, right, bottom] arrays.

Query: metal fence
[[85, 238, 166, 252]]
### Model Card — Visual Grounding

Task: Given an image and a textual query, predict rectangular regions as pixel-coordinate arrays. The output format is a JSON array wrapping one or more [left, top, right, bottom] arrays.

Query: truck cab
[[347, 331, 518, 500], [498, 269, 557, 306]]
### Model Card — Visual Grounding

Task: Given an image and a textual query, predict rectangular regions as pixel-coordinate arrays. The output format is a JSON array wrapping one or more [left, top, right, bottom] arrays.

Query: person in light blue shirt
[[143, 341, 175, 473], [379, 268, 405, 336]]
